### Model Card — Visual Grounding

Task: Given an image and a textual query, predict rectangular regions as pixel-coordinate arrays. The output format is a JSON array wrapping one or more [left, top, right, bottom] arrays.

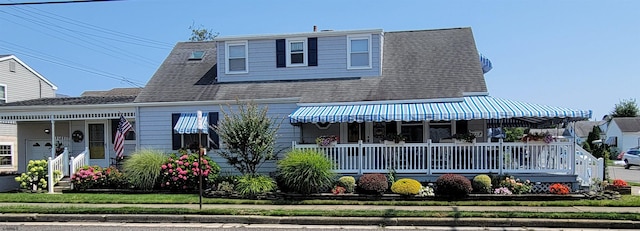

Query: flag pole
[[197, 110, 203, 210]]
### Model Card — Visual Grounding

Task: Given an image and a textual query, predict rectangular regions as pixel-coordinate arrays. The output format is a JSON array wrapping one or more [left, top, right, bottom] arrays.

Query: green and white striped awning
[[288, 96, 592, 123]]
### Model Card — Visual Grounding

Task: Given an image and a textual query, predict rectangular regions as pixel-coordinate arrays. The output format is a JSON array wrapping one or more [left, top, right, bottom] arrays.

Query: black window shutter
[[110, 119, 118, 143], [171, 113, 181, 150], [276, 39, 285, 68], [308, 37, 317, 66], [208, 112, 220, 149]]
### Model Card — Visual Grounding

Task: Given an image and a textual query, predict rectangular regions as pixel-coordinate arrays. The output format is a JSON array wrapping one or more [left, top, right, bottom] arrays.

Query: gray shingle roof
[[613, 117, 640, 133], [81, 87, 143, 97], [0, 96, 136, 106], [135, 27, 486, 103], [573, 121, 600, 137]]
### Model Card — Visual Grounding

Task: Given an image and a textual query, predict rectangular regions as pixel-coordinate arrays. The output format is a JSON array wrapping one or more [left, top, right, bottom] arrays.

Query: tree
[[610, 98, 639, 118], [213, 102, 280, 175], [188, 23, 218, 41]]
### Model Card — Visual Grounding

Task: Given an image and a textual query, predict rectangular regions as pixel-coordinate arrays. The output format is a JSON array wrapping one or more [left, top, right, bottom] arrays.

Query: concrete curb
[[1, 214, 639, 229]]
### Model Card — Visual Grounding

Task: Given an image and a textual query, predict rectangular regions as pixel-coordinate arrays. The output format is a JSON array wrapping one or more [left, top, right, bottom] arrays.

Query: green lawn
[[0, 193, 639, 207]]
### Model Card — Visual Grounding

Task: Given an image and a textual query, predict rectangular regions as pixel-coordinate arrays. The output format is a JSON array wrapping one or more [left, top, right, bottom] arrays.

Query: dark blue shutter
[[171, 113, 181, 150], [276, 39, 285, 68], [208, 112, 219, 149], [308, 37, 317, 66]]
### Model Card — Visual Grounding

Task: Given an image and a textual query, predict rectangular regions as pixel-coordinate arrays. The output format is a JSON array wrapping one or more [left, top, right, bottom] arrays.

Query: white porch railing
[[69, 147, 90, 190], [292, 140, 575, 175], [47, 147, 68, 193], [574, 145, 605, 187]]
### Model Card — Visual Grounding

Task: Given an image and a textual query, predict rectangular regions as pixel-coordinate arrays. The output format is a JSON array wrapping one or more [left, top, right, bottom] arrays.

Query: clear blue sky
[[1, 0, 638, 120]]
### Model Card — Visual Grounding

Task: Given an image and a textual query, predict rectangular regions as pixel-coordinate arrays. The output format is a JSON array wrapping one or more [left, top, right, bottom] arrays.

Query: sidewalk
[[1, 202, 639, 229]]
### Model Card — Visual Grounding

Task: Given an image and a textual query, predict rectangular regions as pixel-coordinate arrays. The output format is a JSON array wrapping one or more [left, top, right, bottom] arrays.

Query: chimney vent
[[313, 25, 317, 32]]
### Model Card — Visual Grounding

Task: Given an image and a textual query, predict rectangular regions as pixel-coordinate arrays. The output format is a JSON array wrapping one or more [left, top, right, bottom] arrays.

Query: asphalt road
[[0, 223, 633, 231], [609, 162, 640, 183]]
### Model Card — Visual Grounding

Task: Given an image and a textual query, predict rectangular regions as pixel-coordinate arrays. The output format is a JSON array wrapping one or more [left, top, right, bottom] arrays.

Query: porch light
[[44, 142, 52, 147], [44, 128, 50, 134]]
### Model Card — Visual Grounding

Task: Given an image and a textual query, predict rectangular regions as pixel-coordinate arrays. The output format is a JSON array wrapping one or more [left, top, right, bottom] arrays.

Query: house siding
[[0, 59, 55, 102], [217, 34, 381, 82], [138, 102, 299, 175]]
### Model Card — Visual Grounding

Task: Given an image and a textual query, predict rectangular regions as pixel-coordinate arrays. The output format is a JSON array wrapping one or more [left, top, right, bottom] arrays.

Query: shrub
[[358, 173, 388, 194], [277, 149, 335, 194], [235, 174, 276, 197], [70, 166, 105, 190], [472, 174, 492, 193], [612, 179, 628, 188], [337, 176, 356, 193], [499, 176, 532, 194], [159, 151, 221, 191], [123, 149, 167, 191], [103, 166, 128, 189], [549, 183, 570, 195], [435, 173, 472, 199], [390, 178, 422, 195], [15, 159, 61, 191]]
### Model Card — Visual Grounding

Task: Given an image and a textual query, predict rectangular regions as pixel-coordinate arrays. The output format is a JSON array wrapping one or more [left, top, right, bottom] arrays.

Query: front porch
[[293, 140, 604, 188]]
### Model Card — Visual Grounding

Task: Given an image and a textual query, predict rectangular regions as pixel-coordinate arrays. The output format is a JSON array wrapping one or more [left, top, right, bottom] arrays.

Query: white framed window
[[286, 38, 307, 67], [225, 41, 248, 74], [0, 143, 13, 167], [347, 34, 372, 69], [0, 84, 6, 104]]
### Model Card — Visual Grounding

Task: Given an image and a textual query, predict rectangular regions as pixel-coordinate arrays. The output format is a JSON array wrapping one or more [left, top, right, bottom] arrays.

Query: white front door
[[87, 121, 109, 167], [26, 140, 52, 162]]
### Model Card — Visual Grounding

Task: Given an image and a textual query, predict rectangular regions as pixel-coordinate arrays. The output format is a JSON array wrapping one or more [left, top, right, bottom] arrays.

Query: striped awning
[[288, 96, 592, 123], [174, 113, 208, 134]]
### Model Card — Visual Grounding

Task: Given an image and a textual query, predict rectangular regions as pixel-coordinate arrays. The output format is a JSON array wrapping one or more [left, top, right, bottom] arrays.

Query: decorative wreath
[[72, 130, 84, 142]]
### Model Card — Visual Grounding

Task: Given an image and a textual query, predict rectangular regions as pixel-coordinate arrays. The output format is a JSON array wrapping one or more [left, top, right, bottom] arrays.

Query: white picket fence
[[293, 140, 601, 183], [574, 145, 605, 187]]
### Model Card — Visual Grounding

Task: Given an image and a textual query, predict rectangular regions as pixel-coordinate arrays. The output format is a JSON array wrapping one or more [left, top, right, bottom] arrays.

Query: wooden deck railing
[[293, 140, 576, 175]]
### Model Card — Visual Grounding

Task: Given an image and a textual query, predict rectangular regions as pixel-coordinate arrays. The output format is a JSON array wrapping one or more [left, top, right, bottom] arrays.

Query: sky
[[0, 0, 638, 120]]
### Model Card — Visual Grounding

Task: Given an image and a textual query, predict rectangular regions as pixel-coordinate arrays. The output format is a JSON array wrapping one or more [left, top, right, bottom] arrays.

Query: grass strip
[[1, 193, 639, 207], [0, 205, 638, 221]]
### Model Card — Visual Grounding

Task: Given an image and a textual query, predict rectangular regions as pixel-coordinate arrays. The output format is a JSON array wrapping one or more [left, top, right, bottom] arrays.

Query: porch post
[[358, 140, 363, 175], [426, 139, 432, 175], [498, 138, 504, 175], [570, 136, 576, 175], [50, 115, 55, 159]]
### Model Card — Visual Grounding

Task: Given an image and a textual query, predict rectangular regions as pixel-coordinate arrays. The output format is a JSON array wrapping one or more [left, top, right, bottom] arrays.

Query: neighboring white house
[[604, 117, 640, 152], [0, 55, 57, 173]]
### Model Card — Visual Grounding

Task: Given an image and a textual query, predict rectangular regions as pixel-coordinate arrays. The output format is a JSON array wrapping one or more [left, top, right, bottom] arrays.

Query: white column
[[50, 115, 55, 159]]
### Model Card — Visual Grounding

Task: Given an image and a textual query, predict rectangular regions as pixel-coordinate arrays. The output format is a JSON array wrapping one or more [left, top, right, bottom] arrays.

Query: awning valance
[[174, 113, 208, 134], [288, 96, 592, 123]]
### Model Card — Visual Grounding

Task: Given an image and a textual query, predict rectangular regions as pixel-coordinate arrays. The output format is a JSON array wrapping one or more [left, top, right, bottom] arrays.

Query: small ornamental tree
[[213, 102, 280, 175], [611, 98, 639, 118]]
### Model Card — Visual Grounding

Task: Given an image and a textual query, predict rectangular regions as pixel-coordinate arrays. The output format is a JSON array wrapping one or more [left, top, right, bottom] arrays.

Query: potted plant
[[385, 134, 406, 144], [452, 132, 476, 143]]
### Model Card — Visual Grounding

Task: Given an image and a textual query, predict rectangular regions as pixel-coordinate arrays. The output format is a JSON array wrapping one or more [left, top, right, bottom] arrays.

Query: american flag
[[114, 115, 132, 160]]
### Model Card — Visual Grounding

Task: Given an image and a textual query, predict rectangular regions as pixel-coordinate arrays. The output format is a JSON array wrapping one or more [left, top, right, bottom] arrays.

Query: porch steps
[[53, 177, 71, 193]]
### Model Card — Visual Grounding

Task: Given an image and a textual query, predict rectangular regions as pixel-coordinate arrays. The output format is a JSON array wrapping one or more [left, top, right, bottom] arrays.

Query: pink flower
[[177, 161, 183, 165], [166, 182, 170, 185], [180, 155, 188, 160], [203, 160, 208, 165], [167, 163, 172, 168], [203, 170, 209, 176], [161, 165, 167, 170], [172, 177, 178, 181], [176, 167, 183, 172], [184, 162, 190, 166], [168, 169, 173, 174], [192, 162, 199, 167]]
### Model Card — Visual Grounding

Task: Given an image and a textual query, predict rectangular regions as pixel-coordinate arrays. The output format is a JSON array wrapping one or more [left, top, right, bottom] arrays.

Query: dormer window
[[347, 34, 372, 69], [189, 51, 205, 60], [286, 38, 307, 67], [225, 41, 248, 74]]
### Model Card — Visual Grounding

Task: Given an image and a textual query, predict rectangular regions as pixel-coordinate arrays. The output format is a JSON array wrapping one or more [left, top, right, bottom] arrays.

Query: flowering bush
[[417, 185, 434, 197], [522, 132, 554, 143], [494, 187, 512, 195], [315, 135, 338, 146], [103, 166, 128, 189], [15, 159, 61, 191], [159, 152, 221, 191], [331, 185, 346, 195], [435, 173, 473, 198], [391, 178, 422, 195], [499, 176, 532, 194], [358, 173, 388, 194], [549, 183, 570, 195], [612, 179, 628, 188], [70, 166, 104, 190]]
